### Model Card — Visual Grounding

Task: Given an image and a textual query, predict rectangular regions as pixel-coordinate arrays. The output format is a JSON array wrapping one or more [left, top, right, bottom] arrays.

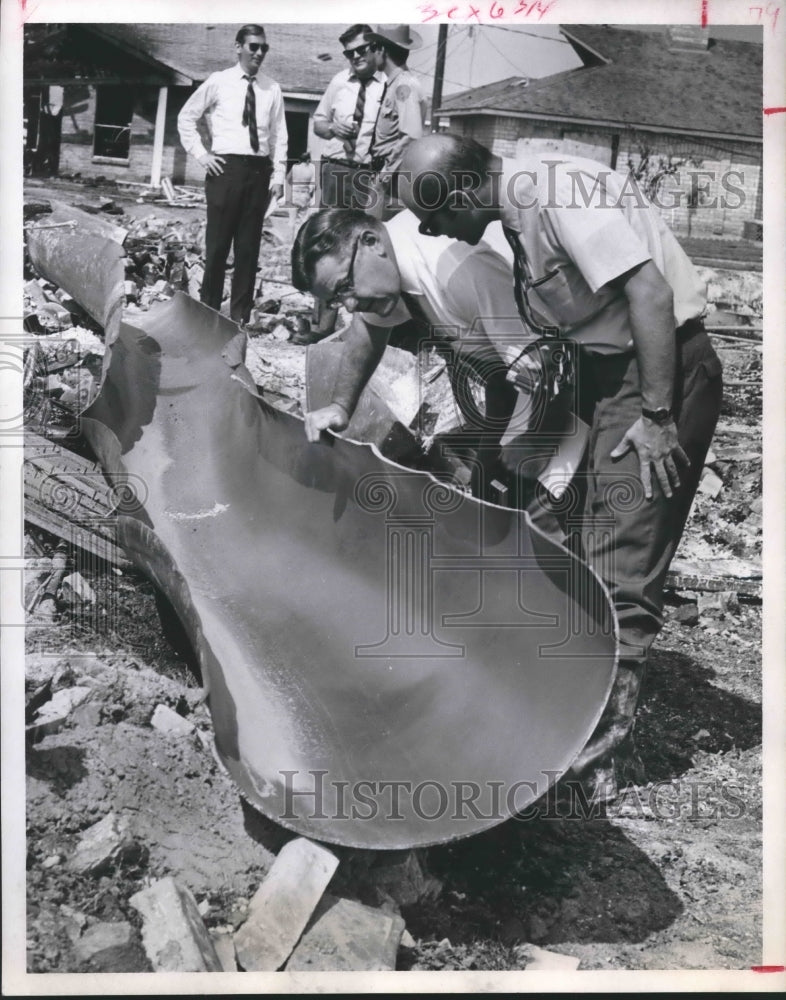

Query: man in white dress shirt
[[308, 25, 386, 337], [178, 24, 288, 324], [312, 24, 386, 213]]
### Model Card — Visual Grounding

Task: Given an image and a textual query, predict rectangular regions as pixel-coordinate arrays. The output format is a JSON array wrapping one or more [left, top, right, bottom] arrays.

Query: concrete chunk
[[67, 811, 140, 875], [73, 920, 136, 966], [670, 603, 699, 626], [697, 468, 723, 498], [698, 590, 738, 615], [151, 703, 195, 737], [525, 944, 581, 971], [28, 685, 93, 739], [234, 837, 339, 971], [286, 895, 405, 971], [129, 876, 222, 972]]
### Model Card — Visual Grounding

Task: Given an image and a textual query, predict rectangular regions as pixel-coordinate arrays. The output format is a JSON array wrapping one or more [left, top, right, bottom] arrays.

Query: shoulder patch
[[395, 84, 412, 101]]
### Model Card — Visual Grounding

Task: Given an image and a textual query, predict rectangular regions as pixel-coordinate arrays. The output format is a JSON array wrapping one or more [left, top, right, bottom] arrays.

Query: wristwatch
[[641, 406, 673, 425]]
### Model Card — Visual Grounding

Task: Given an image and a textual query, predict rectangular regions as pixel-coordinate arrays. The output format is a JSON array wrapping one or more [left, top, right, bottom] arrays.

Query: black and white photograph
[[1, 0, 784, 993]]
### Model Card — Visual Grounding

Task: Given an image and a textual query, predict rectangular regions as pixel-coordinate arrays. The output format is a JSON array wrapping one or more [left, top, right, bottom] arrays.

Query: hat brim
[[367, 28, 423, 50]]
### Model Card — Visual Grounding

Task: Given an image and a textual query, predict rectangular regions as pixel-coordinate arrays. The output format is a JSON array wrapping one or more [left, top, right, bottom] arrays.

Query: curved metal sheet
[[26, 208, 126, 352], [81, 292, 618, 849]]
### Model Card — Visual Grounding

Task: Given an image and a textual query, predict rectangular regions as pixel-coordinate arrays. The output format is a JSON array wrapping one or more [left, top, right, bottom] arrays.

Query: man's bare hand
[[331, 120, 359, 140], [304, 403, 350, 442], [200, 154, 226, 176], [610, 417, 690, 500], [269, 183, 284, 202]]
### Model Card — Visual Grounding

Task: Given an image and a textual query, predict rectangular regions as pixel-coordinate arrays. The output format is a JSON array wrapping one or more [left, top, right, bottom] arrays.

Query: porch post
[[150, 85, 168, 188]]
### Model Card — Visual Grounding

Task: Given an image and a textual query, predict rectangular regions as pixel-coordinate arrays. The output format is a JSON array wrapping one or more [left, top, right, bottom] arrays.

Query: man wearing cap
[[366, 25, 427, 218], [178, 24, 288, 326]]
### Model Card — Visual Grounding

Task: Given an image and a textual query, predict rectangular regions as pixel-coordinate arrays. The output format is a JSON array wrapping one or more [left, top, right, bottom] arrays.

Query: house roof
[[437, 24, 762, 141], [87, 23, 358, 95]]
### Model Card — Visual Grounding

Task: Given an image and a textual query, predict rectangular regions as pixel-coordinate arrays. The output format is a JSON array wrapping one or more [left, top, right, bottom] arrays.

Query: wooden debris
[[233, 837, 339, 971], [130, 876, 222, 972], [24, 431, 130, 568]]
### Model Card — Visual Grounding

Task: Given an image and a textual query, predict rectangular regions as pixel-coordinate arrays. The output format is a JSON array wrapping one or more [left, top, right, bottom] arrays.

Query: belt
[[221, 154, 272, 163]]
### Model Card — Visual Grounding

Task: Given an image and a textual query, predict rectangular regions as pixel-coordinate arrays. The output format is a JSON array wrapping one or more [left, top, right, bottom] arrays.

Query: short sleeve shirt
[[499, 154, 707, 354], [313, 69, 386, 164], [361, 210, 534, 363], [370, 65, 427, 173]]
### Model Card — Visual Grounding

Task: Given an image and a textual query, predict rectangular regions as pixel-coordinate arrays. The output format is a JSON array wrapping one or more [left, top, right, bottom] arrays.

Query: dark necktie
[[242, 74, 259, 153], [368, 82, 388, 165], [501, 226, 575, 407], [347, 78, 369, 161], [501, 225, 559, 338]]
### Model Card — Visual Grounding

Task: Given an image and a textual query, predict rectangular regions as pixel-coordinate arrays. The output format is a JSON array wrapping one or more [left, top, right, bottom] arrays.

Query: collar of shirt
[[498, 156, 537, 233], [348, 68, 385, 85], [383, 64, 405, 86]]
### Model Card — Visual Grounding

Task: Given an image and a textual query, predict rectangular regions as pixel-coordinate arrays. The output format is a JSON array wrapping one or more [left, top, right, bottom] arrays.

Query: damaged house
[[437, 24, 763, 239], [23, 23, 348, 186]]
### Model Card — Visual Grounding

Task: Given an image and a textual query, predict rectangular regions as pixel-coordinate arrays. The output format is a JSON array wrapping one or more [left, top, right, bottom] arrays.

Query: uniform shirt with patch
[[361, 210, 533, 361], [370, 65, 427, 173], [499, 154, 707, 354]]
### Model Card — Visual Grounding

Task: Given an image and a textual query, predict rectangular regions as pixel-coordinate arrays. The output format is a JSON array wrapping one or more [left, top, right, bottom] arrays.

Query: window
[[93, 86, 133, 161]]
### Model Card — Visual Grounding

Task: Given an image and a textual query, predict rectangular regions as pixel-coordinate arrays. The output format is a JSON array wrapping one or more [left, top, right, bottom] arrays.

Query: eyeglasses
[[343, 43, 372, 60], [326, 235, 361, 309], [247, 42, 269, 54]]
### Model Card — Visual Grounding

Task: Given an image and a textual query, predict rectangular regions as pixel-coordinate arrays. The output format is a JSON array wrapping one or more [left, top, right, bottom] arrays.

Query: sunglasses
[[246, 42, 269, 54], [326, 234, 361, 309], [343, 42, 372, 60]]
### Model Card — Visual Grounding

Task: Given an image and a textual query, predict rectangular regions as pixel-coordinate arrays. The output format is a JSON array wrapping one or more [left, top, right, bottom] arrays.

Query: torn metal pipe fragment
[[80, 293, 618, 849], [25, 202, 127, 352]]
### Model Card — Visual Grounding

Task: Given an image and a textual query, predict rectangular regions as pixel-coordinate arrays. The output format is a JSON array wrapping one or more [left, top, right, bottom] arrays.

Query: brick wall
[[450, 113, 761, 238], [619, 138, 761, 238], [57, 83, 205, 187]]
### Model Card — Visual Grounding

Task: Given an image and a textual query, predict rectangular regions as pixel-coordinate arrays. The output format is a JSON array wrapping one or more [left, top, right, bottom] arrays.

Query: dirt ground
[[22, 178, 765, 974]]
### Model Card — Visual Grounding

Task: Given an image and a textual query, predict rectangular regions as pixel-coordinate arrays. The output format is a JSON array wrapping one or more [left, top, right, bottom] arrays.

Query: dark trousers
[[527, 323, 723, 665], [202, 155, 272, 324], [318, 158, 377, 212]]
